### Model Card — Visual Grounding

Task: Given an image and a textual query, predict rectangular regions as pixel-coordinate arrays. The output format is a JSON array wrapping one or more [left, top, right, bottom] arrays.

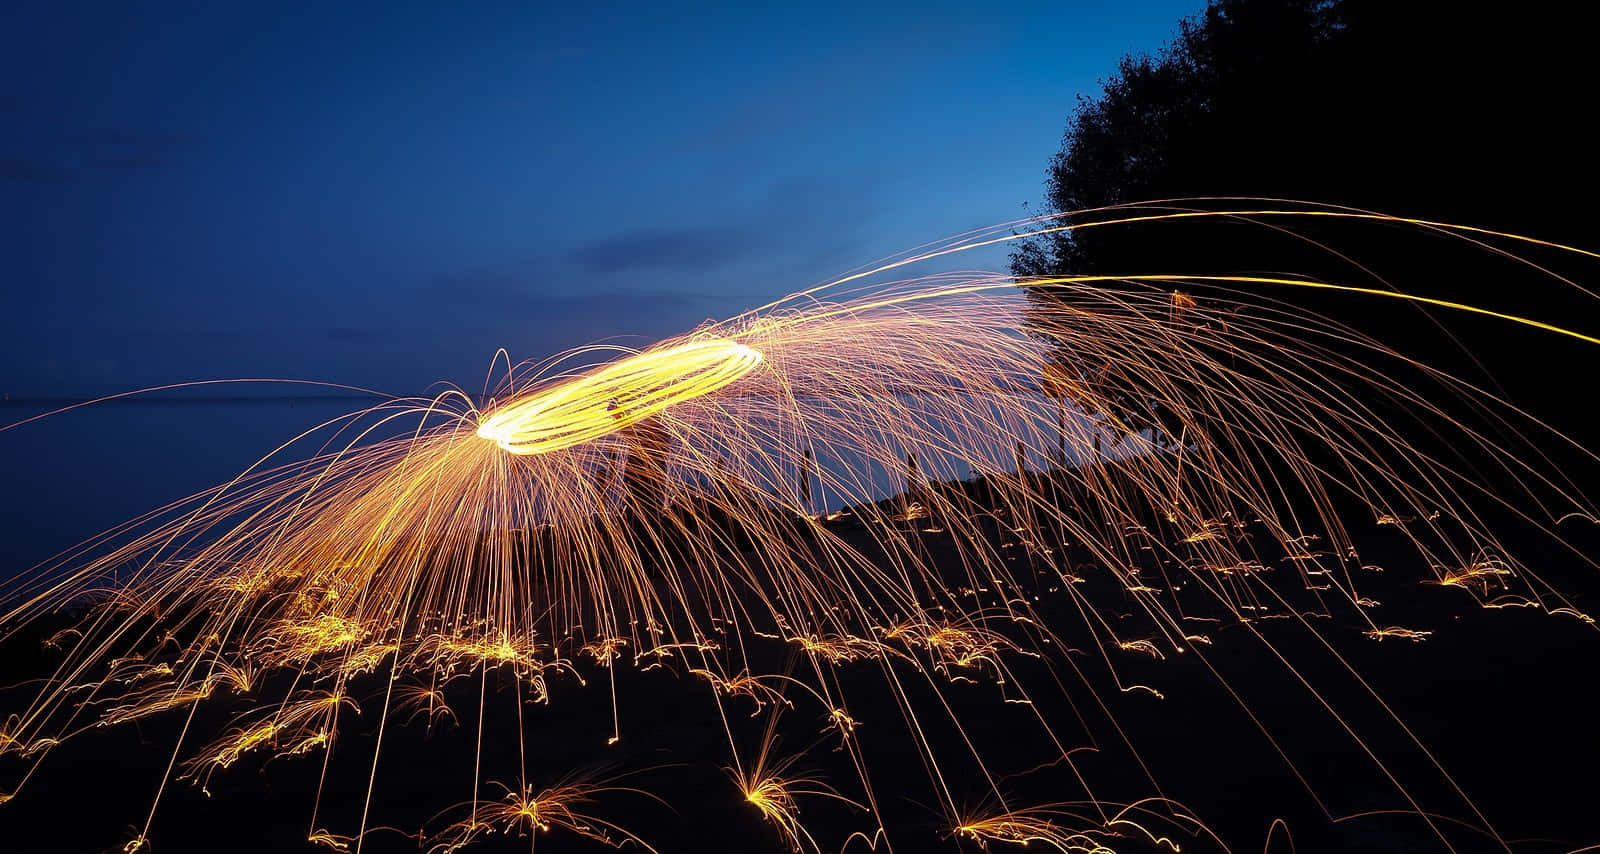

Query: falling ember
[[476, 339, 764, 455], [1, 203, 1597, 852]]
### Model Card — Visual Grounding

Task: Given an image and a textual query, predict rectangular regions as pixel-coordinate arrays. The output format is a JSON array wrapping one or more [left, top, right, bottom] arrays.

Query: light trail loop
[[476, 339, 764, 455]]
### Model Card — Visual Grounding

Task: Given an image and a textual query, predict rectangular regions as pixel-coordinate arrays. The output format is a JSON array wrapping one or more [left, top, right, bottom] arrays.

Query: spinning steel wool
[[1, 204, 1595, 852]]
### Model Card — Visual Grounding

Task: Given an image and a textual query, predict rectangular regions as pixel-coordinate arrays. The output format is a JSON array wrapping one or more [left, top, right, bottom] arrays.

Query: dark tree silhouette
[[1016, 0, 1600, 443], [1014, 0, 1599, 277]]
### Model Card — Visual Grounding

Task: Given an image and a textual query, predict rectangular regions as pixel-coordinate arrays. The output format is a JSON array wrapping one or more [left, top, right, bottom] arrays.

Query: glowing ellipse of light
[[476, 340, 763, 455]]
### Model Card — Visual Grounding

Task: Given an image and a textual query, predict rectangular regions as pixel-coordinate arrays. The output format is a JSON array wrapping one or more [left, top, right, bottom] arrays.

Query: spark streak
[[2, 202, 1597, 852]]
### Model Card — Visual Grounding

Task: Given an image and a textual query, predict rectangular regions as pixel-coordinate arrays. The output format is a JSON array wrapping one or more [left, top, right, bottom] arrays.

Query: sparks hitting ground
[[1, 203, 1596, 853]]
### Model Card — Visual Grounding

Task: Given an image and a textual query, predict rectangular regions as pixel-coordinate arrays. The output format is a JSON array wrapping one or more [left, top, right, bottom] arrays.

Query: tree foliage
[[1016, 0, 1600, 443], [1015, 0, 1598, 276]]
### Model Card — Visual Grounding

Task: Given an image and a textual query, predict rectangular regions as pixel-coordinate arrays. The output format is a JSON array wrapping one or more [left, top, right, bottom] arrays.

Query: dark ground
[[1, 467, 1597, 854]]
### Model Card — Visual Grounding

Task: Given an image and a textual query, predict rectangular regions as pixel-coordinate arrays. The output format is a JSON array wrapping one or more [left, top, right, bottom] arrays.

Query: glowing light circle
[[476, 340, 763, 455]]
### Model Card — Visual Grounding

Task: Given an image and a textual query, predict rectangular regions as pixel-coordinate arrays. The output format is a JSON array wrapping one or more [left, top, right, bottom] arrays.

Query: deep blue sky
[[3, 1, 1199, 397], [2, 1, 1201, 572]]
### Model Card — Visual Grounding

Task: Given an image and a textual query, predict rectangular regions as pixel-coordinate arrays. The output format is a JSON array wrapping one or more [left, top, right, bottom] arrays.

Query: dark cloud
[[567, 227, 758, 275], [0, 129, 188, 183], [422, 267, 713, 313], [527, 45, 586, 63], [71, 129, 186, 146], [326, 327, 377, 342], [93, 153, 171, 171], [412, 173, 880, 342], [72, 129, 188, 172], [677, 97, 795, 153], [0, 156, 63, 183], [412, 268, 722, 361]]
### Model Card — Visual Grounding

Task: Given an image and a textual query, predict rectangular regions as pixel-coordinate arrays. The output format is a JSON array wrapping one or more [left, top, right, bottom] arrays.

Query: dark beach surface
[[1, 452, 1596, 854]]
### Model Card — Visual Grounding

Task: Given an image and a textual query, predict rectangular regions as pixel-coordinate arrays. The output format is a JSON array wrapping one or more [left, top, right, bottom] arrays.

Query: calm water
[[1, 393, 1120, 581], [0, 398, 380, 578]]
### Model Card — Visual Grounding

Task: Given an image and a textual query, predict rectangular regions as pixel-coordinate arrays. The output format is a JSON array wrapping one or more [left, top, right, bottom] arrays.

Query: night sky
[[4, 1, 1197, 398], [1, 1, 1199, 574], [3, 8, 1599, 852]]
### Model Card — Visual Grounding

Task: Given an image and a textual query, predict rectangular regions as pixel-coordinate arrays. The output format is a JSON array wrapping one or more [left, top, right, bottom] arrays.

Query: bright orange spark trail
[[476, 339, 764, 455], [0, 202, 1596, 853]]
